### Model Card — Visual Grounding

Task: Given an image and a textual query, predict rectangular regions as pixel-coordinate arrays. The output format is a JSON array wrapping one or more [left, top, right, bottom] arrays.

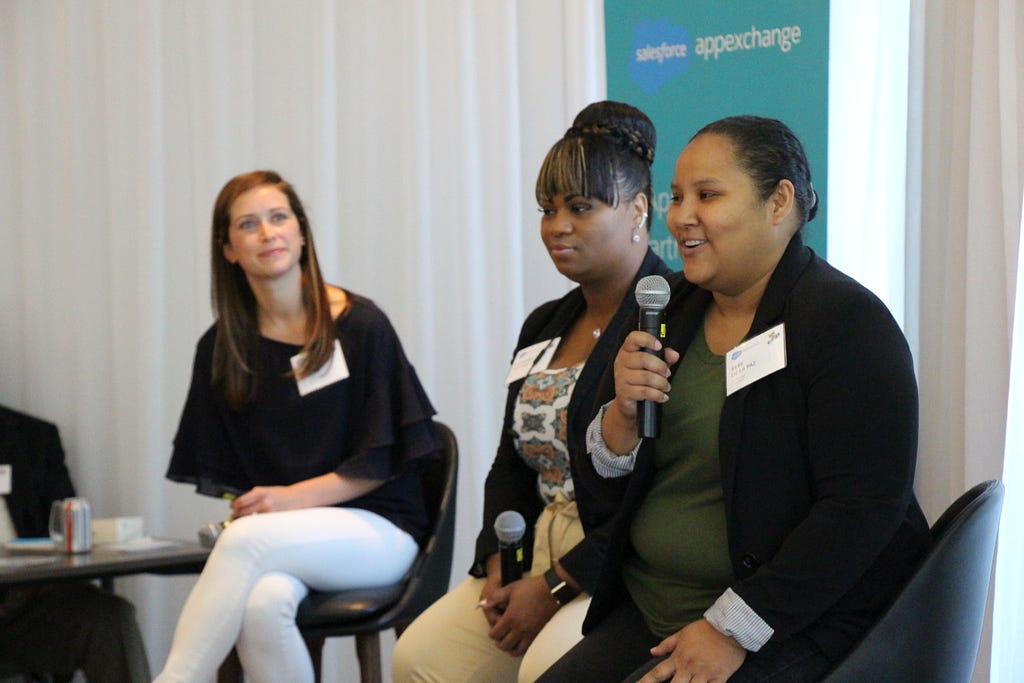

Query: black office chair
[[821, 479, 1004, 683], [218, 420, 458, 683]]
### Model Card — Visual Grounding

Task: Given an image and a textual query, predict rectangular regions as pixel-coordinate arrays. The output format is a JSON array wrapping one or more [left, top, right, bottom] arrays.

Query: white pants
[[154, 507, 418, 683], [392, 497, 588, 683]]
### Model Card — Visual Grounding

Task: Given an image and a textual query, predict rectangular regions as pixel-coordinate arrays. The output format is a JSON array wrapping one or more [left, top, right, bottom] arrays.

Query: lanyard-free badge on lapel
[[291, 339, 350, 396], [726, 323, 787, 396], [505, 338, 560, 385]]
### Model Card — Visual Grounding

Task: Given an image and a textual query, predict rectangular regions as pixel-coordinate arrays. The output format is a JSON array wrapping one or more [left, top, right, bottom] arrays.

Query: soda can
[[49, 497, 93, 553]]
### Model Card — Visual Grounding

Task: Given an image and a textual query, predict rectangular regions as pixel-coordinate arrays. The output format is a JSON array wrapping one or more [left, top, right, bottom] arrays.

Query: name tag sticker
[[0, 464, 10, 495], [726, 323, 787, 396], [505, 338, 559, 385], [292, 339, 349, 396]]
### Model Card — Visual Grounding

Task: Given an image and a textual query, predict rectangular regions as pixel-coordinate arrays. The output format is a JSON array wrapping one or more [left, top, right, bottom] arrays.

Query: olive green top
[[622, 325, 733, 637]]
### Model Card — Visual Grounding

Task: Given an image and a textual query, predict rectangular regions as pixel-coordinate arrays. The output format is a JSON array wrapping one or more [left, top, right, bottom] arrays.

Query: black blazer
[[0, 405, 76, 538], [472, 248, 671, 593], [577, 236, 930, 660]]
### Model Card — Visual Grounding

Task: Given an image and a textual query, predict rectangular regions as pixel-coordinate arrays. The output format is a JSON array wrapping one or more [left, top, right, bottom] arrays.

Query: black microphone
[[635, 275, 671, 438], [494, 510, 526, 585]]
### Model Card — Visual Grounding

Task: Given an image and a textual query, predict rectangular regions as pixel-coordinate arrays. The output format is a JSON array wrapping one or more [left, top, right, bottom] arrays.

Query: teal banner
[[605, 1, 829, 269]]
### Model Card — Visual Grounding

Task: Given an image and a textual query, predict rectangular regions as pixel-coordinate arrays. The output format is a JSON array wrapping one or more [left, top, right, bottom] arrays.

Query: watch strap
[[543, 567, 579, 606]]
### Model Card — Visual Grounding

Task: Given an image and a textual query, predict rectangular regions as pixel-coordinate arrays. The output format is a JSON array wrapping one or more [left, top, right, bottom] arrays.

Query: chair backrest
[[822, 479, 1005, 683], [396, 420, 458, 623], [294, 420, 458, 637]]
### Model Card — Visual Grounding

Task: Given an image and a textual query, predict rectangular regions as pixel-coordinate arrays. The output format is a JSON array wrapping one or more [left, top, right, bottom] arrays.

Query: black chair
[[821, 479, 1004, 683], [218, 420, 458, 683]]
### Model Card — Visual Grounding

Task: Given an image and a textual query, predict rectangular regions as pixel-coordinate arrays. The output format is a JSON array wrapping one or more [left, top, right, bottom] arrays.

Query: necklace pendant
[[592, 328, 601, 339]]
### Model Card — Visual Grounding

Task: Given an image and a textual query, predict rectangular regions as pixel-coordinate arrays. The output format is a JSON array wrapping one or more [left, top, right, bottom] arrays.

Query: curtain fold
[[991, 2, 1024, 678], [994, 194, 1024, 682], [827, 1, 909, 327], [0, 1, 604, 678], [908, 0, 1024, 680]]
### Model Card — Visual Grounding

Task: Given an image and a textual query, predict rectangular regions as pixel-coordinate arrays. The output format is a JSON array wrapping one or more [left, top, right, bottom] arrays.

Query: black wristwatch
[[543, 567, 579, 606]]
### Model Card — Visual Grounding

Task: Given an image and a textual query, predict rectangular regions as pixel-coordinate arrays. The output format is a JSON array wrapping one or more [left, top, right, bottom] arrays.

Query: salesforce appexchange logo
[[630, 18, 692, 95]]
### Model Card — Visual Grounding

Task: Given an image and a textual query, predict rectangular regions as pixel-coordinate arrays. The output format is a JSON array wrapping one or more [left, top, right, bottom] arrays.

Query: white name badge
[[0, 464, 10, 495], [726, 323, 787, 396], [292, 339, 349, 396], [505, 338, 560, 385]]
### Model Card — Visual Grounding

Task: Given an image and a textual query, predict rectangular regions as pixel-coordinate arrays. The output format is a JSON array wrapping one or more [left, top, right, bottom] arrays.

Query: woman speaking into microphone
[[392, 100, 671, 683], [539, 116, 929, 683]]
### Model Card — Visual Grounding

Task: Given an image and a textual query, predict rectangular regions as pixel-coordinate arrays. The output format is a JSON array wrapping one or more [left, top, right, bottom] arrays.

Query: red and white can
[[49, 497, 92, 553]]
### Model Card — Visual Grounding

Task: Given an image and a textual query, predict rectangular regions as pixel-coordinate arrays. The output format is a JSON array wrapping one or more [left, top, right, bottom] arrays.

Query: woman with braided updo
[[392, 101, 670, 683], [537, 116, 928, 682]]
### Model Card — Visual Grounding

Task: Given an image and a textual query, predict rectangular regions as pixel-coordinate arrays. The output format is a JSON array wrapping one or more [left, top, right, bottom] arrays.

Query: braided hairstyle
[[693, 115, 819, 229], [536, 100, 657, 228]]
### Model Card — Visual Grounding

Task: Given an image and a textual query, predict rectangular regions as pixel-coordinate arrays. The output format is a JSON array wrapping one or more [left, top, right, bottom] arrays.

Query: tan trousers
[[391, 497, 589, 683]]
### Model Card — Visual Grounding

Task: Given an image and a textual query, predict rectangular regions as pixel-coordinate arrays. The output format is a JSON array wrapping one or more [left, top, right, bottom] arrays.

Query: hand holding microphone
[[494, 510, 526, 585], [634, 275, 671, 438], [196, 481, 244, 548]]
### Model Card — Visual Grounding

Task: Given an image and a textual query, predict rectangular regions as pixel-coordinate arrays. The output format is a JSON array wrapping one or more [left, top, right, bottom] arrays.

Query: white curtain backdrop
[[995, 195, 1024, 682], [982, 1, 1024, 679], [827, 1, 909, 329], [907, 0, 1024, 681], [4, 1, 1023, 681], [0, 1, 604, 680], [831, 2, 1024, 675]]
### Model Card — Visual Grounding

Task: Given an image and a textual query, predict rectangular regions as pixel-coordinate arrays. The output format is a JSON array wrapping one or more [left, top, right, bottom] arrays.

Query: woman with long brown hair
[[156, 170, 440, 683]]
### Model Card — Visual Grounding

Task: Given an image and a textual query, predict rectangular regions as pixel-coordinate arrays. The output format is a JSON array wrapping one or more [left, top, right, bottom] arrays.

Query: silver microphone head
[[494, 510, 527, 544], [635, 275, 671, 309], [197, 519, 230, 548]]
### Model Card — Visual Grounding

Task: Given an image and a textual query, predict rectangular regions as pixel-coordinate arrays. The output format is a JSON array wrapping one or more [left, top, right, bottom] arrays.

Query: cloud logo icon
[[630, 18, 692, 95]]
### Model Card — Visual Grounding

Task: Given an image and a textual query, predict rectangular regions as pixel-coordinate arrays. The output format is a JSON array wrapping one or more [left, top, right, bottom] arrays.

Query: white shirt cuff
[[703, 588, 774, 652], [586, 402, 641, 478]]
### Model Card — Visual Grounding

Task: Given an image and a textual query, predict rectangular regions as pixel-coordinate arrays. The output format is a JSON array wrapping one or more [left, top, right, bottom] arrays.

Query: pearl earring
[[632, 212, 647, 243]]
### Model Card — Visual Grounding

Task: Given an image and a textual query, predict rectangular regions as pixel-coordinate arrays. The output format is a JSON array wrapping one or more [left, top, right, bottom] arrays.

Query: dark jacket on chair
[[0, 404, 76, 538], [0, 404, 151, 683]]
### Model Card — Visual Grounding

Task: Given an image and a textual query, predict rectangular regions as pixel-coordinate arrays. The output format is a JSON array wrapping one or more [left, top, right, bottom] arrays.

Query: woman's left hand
[[228, 473, 384, 518], [229, 486, 300, 517], [637, 619, 746, 683], [485, 575, 560, 656]]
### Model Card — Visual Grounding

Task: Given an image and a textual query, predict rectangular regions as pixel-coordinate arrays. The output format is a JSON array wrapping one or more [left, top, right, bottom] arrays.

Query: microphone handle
[[637, 307, 665, 439], [498, 540, 523, 585]]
